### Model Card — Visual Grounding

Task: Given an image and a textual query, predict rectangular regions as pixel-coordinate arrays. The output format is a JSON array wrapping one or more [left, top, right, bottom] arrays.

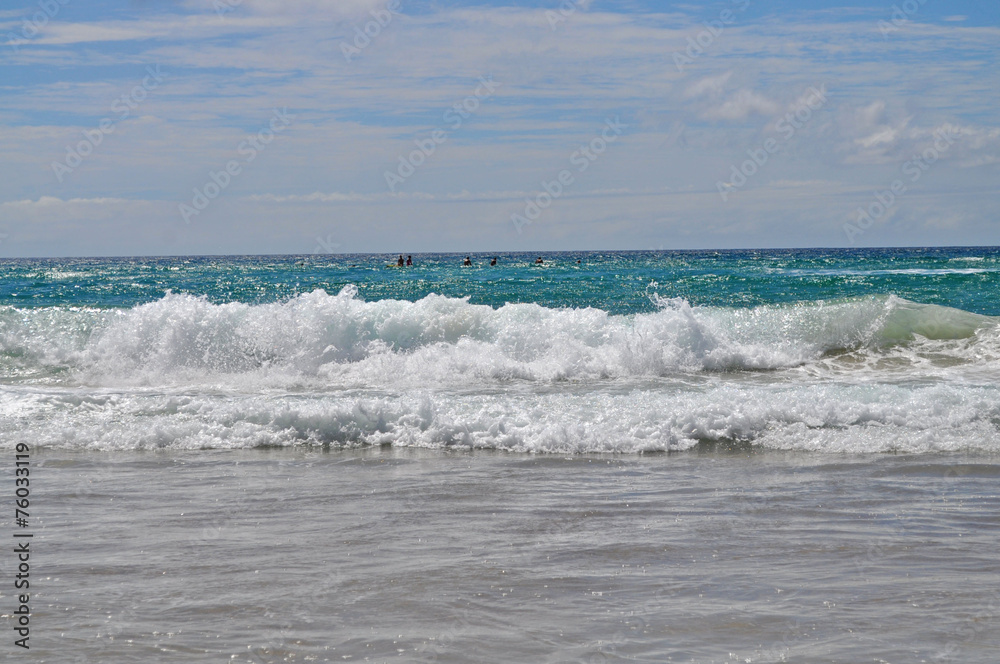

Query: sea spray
[[1, 289, 996, 389]]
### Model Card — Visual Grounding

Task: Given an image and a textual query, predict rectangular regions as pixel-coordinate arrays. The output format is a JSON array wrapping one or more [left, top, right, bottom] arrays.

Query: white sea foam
[[2, 289, 999, 452], [1, 287, 996, 388], [2, 381, 999, 453]]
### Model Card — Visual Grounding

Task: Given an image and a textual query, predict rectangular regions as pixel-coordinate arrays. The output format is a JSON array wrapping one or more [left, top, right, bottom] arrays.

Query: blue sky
[[0, 0, 998, 256]]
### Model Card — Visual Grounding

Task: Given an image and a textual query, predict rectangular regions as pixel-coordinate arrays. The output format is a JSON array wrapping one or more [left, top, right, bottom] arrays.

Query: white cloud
[[246, 188, 648, 205], [2, 196, 132, 209], [703, 89, 780, 121], [186, 0, 393, 20], [855, 117, 910, 149], [0, 197, 166, 225], [31, 15, 299, 46], [34, 24, 161, 45], [854, 100, 886, 130], [684, 72, 732, 99]]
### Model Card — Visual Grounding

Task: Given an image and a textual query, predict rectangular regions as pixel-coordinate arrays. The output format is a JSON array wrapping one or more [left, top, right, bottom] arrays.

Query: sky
[[0, 0, 998, 257]]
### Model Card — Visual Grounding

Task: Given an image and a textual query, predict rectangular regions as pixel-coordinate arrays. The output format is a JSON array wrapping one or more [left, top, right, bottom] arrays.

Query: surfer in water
[[397, 255, 405, 266], [535, 256, 544, 264], [490, 257, 497, 266], [463, 256, 472, 266], [406, 255, 413, 266]]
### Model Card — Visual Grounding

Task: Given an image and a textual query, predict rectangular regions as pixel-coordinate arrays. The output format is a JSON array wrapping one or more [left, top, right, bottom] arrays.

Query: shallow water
[[18, 448, 1000, 663]]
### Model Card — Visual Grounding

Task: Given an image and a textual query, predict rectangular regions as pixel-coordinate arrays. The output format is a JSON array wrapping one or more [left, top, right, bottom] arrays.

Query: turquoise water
[[3, 247, 1000, 314]]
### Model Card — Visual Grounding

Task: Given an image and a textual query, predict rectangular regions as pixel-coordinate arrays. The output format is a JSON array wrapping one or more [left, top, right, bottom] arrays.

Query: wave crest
[[0, 288, 996, 387]]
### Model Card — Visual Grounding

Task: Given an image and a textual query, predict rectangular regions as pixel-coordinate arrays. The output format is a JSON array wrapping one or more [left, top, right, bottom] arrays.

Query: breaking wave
[[1, 287, 996, 387], [3, 288, 999, 453]]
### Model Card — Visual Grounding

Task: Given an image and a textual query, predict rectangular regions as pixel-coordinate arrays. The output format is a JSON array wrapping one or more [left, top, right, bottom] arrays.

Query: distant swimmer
[[463, 256, 473, 266], [490, 257, 497, 266], [535, 257, 544, 264], [406, 255, 413, 266], [397, 254, 405, 266]]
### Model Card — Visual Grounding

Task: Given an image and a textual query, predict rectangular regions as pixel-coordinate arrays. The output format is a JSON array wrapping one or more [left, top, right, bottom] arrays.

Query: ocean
[[2, 248, 999, 662]]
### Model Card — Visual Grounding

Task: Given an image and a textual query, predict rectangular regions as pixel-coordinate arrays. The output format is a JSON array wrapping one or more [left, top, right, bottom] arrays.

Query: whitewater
[[3, 278, 1000, 453]]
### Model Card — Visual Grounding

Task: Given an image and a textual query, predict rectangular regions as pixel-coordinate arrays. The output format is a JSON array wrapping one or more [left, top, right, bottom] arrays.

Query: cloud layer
[[1, 0, 998, 256]]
